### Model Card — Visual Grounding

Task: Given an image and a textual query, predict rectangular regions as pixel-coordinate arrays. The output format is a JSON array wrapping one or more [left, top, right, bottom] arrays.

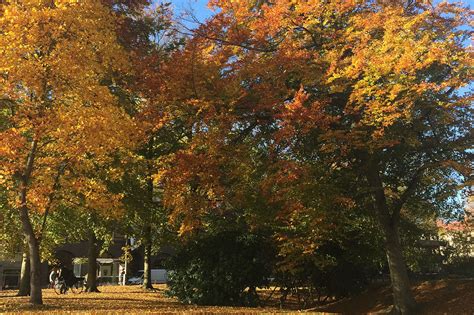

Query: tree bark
[[85, 230, 100, 292], [39, 162, 65, 240], [142, 141, 155, 291], [27, 237, 43, 304], [17, 140, 43, 305], [17, 251, 30, 296], [366, 160, 417, 314], [382, 220, 417, 314], [142, 225, 153, 290]]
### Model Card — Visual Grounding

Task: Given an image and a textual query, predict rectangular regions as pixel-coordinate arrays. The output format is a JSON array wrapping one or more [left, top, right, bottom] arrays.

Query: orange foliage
[[153, 0, 472, 235], [0, 0, 137, 217]]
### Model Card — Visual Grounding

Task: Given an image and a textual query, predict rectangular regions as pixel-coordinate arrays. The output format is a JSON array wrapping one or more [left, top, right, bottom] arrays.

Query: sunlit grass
[[0, 285, 282, 314]]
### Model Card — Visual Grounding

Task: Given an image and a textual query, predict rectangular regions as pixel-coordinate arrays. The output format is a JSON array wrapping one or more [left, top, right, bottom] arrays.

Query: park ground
[[0, 279, 472, 314]]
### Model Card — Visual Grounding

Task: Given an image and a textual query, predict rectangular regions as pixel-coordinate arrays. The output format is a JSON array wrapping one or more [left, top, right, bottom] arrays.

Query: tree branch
[[38, 160, 68, 242], [183, 29, 279, 53], [392, 167, 426, 217]]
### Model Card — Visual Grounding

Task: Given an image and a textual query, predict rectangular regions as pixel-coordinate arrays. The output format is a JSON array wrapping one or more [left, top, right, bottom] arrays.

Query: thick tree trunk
[[17, 251, 30, 296], [27, 238, 43, 304], [17, 140, 43, 305], [366, 161, 417, 314], [382, 221, 417, 314], [142, 225, 153, 290], [85, 230, 100, 293]]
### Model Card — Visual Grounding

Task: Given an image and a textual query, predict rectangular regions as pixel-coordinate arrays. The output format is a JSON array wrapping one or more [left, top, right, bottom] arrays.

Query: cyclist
[[49, 266, 59, 288], [58, 265, 76, 294], [53, 269, 84, 295]]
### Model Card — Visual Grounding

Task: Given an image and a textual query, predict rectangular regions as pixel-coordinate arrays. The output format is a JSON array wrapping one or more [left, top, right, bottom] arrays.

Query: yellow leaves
[[50, 102, 139, 160], [0, 0, 129, 102], [0, 129, 26, 161], [388, 84, 404, 101], [320, 1, 473, 141], [0, 0, 136, 220], [0, 169, 12, 186], [152, 169, 167, 186], [56, 174, 124, 218]]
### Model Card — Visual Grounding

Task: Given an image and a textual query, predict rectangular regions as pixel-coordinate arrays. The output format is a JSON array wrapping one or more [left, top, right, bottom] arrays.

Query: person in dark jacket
[[58, 265, 76, 294]]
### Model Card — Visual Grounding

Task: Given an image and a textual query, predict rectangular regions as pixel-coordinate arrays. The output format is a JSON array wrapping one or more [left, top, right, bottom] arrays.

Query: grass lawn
[[0, 279, 472, 314], [0, 285, 283, 314]]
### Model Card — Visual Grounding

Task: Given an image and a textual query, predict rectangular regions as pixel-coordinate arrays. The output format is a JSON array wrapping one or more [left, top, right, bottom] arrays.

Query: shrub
[[165, 230, 275, 306]]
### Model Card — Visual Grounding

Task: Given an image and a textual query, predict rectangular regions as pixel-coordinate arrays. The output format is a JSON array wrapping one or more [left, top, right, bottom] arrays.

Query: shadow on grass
[[0, 294, 19, 299]]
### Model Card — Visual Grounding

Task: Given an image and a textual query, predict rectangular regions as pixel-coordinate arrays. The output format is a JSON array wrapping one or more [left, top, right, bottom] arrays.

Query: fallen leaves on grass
[[0, 285, 282, 314]]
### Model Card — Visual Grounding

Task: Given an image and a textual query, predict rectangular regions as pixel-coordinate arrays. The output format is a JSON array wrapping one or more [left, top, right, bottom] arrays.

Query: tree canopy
[[0, 0, 471, 313]]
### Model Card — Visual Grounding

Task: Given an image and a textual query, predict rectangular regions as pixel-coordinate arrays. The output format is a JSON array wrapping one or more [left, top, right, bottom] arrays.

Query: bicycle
[[53, 277, 85, 295]]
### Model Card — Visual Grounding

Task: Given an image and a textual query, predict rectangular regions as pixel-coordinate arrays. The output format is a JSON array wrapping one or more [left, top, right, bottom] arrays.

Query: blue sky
[[463, 0, 474, 6], [167, 0, 474, 20], [169, 0, 213, 23], [166, 0, 474, 35]]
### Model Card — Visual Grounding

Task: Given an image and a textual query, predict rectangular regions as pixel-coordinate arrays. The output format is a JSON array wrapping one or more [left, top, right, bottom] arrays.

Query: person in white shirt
[[49, 266, 59, 288]]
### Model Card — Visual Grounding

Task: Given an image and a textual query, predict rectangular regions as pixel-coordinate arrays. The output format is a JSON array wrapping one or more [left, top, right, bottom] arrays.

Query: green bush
[[165, 230, 276, 306], [275, 239, 382, 304]]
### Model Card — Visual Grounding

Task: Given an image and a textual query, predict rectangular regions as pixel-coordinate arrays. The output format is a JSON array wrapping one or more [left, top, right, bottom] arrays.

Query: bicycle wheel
[[53, 281, 64, 295], [71, 279, 84, 294]]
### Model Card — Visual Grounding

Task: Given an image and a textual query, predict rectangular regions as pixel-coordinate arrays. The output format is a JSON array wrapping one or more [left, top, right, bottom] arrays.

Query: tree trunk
[[17, 140, 43, 305], [366, 161, 417, 314], [143, 148, 154, 291], [27, 238, 43, 304], [17, 251, 30, 296], [382, 221, 417, 314], [85, 230, 100, 293], [142, 225, 153, 290]]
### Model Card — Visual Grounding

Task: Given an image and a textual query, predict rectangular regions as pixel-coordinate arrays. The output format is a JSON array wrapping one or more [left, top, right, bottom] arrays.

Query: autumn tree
[[45, 156, 128, 292], [0, 0, 137, 304], [120, 152, 174, 290], [155, 0, 472, 313], [0, 186, 29, 295], [0, 188, 19, 282], [114, 2, 185, 290]]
